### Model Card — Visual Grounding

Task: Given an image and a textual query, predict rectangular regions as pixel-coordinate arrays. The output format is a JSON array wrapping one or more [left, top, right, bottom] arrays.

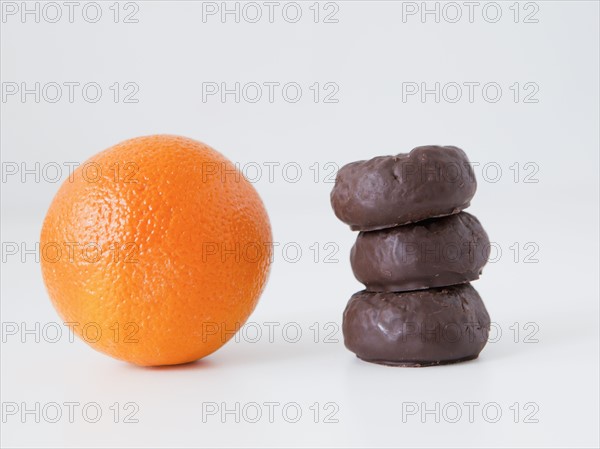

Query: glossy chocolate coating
[[351, 212, 490, 292], [342, 284, 490, 367], [330, 146, 477, 231]]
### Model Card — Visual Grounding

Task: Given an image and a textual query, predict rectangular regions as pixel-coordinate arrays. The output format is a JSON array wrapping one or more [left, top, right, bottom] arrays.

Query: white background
[[1, 1, 599, 447]]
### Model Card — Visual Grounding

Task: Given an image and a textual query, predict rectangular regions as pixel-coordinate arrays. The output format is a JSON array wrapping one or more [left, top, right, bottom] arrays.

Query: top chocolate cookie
[[330, 146, 477, 231]]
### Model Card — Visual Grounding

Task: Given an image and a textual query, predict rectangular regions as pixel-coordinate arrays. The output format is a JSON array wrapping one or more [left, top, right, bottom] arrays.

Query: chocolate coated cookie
[[331, 146, 477, 231], [351, 212, 490, 292], [342, 284, 490, 367]]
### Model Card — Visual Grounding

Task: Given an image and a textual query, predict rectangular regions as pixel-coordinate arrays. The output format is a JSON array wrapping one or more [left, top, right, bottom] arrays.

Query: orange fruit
[[40, 135, 272, 366]]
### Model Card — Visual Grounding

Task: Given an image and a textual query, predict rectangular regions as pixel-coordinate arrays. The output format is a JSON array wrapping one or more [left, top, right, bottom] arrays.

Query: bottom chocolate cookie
[[342, 284, 490, 367]]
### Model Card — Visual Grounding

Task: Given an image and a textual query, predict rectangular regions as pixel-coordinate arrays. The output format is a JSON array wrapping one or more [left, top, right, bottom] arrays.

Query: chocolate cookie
[[342, 284, 490, 367], [330, 146, 477, 231], [351, 212, 490, 292]]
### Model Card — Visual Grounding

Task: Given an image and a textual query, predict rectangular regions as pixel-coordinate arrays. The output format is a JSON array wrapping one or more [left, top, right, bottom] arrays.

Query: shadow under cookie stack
[[330, 146, 491, 367]]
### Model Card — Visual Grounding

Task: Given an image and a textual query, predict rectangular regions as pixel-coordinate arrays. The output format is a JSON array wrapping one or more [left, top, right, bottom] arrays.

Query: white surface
[[1, 1, 599, 448]]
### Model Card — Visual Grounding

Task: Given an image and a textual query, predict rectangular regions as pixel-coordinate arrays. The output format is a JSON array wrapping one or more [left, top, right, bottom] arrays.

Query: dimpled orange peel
[[40, 135, 272, 366]]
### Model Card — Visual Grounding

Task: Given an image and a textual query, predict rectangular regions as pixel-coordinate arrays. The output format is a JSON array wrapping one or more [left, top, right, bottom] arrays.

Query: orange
[[40, 135, 272, 366]]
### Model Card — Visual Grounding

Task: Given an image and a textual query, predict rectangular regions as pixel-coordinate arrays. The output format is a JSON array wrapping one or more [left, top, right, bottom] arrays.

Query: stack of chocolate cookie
[[330, 146, 491, 367]]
